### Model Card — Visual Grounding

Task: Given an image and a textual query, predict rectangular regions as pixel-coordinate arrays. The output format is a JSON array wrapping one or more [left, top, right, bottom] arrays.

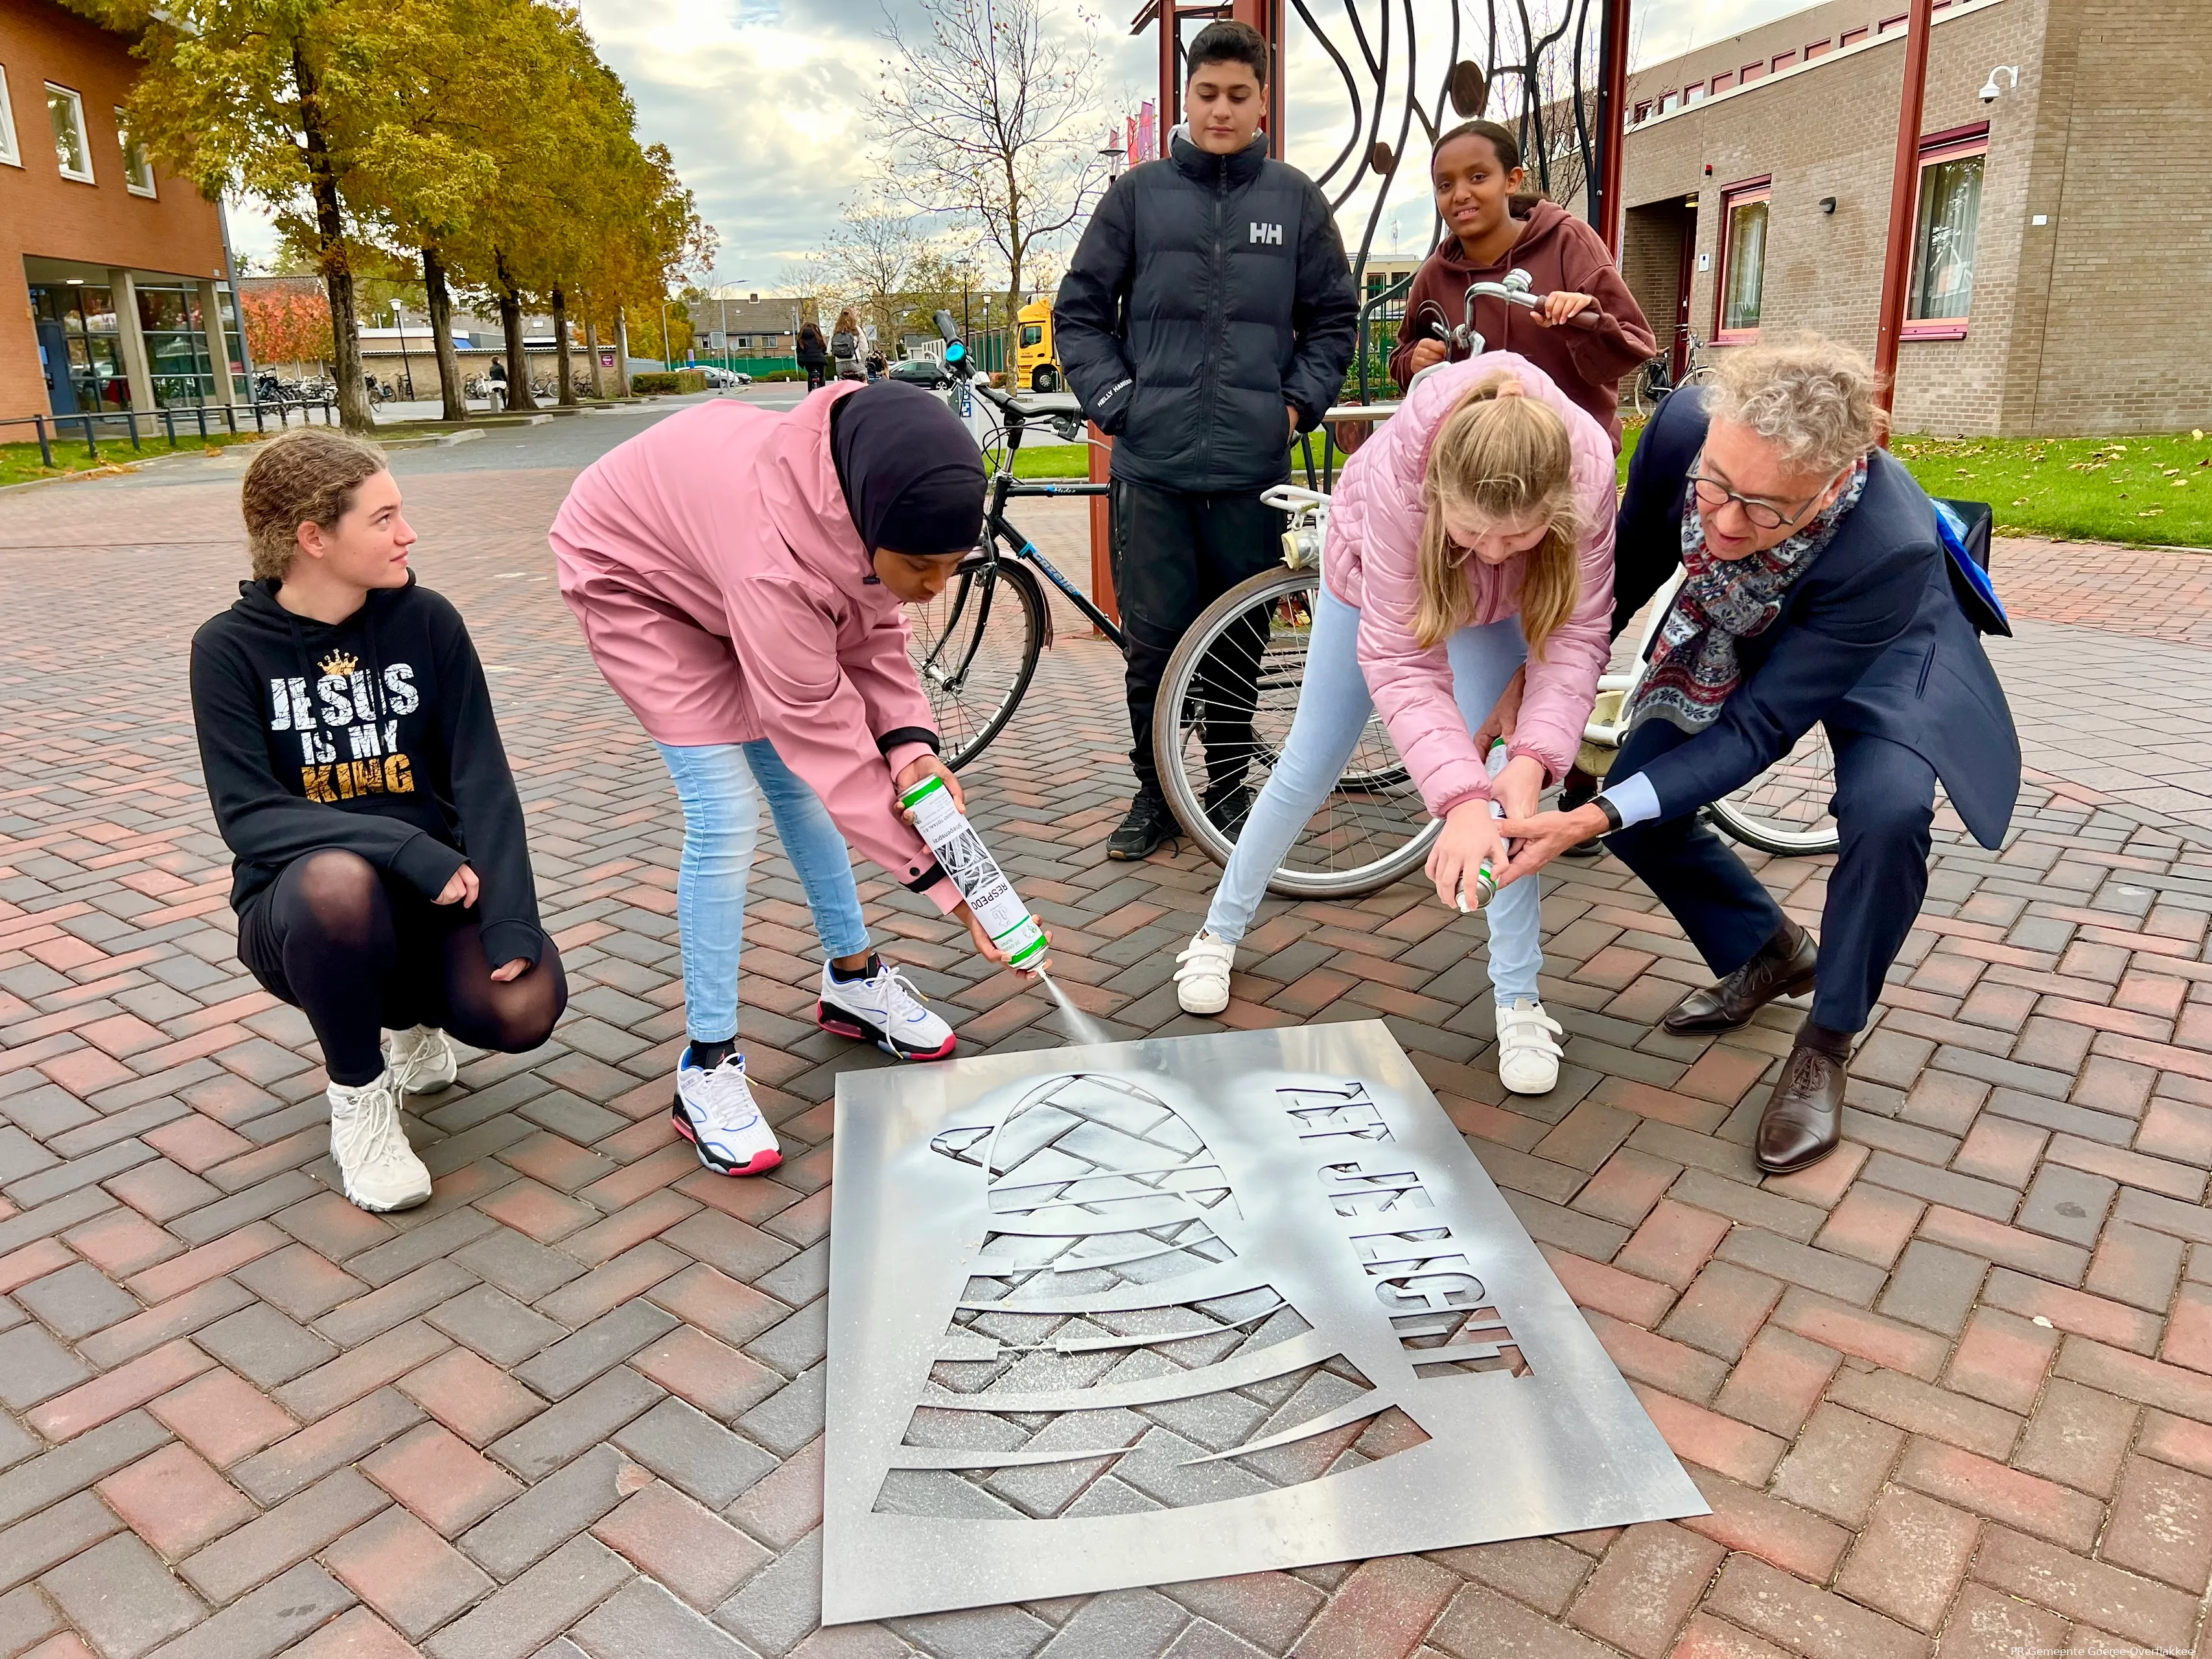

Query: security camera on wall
[[1980, 65, 2020, 104]]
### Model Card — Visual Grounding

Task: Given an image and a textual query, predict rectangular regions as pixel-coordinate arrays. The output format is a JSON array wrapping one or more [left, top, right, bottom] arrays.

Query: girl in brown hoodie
[[1387, 121, 1655, 447]]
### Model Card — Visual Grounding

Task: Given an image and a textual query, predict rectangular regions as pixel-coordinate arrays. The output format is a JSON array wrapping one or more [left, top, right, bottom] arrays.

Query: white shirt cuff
[[1598, 773, 1660, 829]]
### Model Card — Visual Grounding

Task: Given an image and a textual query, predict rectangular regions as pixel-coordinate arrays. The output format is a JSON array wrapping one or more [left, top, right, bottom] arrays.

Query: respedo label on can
[[900, 776, 1049, 968]]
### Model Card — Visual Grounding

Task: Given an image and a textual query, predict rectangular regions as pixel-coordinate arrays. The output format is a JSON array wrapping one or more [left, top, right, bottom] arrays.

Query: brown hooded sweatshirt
[[1385, 200, 1656, 447]]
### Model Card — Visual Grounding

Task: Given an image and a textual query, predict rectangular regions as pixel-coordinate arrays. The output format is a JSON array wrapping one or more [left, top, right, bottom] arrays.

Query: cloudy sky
[[226, 0, 1820, 286]]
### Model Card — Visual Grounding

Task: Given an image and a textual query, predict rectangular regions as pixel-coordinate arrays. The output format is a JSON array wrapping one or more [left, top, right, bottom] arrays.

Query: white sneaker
[[328, 1074, 434, 1211], [673, 1052, 782, 1177], [1174, 931, 1236, 1015], [1495, 998, 1565, 1095], [817, 957, 955, 1060], [382, 1025, 457, 1098]]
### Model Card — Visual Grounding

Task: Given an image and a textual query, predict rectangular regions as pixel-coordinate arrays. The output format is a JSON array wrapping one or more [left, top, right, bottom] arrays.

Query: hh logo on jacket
[[266, 649, 422, 802], [1249, 222, 1283, 246]]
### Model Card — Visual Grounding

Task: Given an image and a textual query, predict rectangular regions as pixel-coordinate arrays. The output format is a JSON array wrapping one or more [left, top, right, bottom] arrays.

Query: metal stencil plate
[[824, 1021, 1706, 1625]]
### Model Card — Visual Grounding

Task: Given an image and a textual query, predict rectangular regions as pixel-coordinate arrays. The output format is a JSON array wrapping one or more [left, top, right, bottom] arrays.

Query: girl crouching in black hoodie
[[191, 428, 566, 1212]]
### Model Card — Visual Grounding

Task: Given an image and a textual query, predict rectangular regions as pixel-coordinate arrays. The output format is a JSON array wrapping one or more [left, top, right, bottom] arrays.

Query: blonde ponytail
[[1413, 377, 1584, 652]]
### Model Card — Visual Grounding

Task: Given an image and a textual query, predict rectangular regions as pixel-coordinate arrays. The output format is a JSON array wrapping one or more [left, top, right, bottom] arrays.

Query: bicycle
[[902, 311, 1121, 768], [1154, 270, 1596, 897], [1631, 327, 1710, 420]]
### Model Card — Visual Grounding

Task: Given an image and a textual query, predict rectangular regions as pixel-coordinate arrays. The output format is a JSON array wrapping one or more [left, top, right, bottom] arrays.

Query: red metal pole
[[1872, 0, 1935, 430], [1595, 0, 1631, 255], [1159, 0, 1180, 132], [1229, 0, 1286, 157]]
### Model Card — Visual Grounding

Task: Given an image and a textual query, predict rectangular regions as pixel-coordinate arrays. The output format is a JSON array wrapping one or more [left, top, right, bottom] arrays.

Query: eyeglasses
[[1687, 470, 1829, 532]]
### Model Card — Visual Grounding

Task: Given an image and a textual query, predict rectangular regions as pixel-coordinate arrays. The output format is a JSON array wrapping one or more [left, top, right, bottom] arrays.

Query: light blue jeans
[[1202, 582, 1543, 1004], [657, 741, 870, 1044]]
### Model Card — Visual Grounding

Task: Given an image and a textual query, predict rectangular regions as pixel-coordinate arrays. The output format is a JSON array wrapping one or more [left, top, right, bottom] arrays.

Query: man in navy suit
[[1498, 338, 2018, 1173]]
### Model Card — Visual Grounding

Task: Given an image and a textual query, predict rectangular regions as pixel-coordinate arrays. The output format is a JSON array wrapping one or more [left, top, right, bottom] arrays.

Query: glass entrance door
[[29, 284, 132, 415]]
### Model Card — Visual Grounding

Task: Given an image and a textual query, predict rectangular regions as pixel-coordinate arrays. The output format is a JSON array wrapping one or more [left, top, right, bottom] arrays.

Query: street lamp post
[[660, 297, 673, 372]]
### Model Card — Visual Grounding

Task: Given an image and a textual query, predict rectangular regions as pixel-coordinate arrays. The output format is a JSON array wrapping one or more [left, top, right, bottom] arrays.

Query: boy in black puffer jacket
[[1056, 19, 1357, 859]]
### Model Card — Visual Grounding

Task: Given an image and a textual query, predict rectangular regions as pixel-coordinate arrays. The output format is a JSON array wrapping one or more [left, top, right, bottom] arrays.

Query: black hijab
[[829, 380, 985, 557]]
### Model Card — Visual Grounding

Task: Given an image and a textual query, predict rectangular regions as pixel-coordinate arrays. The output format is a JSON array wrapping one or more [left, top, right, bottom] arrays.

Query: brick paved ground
[[3, 421, 2212, 1659]]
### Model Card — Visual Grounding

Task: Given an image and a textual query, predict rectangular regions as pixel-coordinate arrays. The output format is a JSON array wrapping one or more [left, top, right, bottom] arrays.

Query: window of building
[[1717, 180, 1771, 341], [1633, 99, 1652, 124], [1841, 26, 1869, 45], [1740, 60, 1765, 84], [115, 109, 154, 196], [0, 66, 20, 167], [46, 84, 92, 181], [1806, 38, 1832, 58], [1708, 71, 1734, 94], [1660, 89, 1679, 114], [1878, 13, 1909, 33], [1907, 129, 1987, 336], [1772, 51, 1797, 71], [1684, 82, 1706, 104], [136, 282, 219, 406]]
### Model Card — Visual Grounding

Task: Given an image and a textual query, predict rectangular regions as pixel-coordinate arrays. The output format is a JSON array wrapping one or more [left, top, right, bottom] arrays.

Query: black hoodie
[[189, 575, 544, 970]]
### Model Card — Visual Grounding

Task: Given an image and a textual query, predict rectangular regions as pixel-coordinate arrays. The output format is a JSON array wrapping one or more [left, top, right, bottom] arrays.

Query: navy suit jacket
[[1611, 388, 2020, 849]]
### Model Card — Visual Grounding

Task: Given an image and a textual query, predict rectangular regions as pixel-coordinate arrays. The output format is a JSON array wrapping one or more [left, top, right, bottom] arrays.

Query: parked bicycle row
[[180, 21, 2016, 1214]]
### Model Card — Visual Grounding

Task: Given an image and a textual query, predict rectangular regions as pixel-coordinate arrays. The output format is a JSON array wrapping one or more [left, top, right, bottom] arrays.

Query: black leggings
[[237, 850, 567, 1086]]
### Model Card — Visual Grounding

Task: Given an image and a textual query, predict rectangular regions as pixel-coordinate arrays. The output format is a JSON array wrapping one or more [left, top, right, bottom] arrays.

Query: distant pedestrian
[[797, 322, 828, 391], [831, 310, 867, 383]]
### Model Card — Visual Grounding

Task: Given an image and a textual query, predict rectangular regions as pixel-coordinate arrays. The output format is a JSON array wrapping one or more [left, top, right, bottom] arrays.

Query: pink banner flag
[[1138, 100, 1156, 162], [1127, 115, 1137, 164]]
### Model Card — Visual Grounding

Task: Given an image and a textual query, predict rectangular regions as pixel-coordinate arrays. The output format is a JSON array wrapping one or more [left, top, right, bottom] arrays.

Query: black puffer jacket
[[1056, 130, 1357, 493]]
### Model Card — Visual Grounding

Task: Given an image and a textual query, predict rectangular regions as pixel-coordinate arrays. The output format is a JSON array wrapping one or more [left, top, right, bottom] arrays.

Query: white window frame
[[46, 83, 93, 182], [116, 108, 155, 196], [0, 66, 21, 168]]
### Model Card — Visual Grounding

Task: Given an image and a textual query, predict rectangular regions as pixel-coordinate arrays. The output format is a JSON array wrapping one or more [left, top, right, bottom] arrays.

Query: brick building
[[1, 0, 247, 423], [1614, 0, 2211, 435]]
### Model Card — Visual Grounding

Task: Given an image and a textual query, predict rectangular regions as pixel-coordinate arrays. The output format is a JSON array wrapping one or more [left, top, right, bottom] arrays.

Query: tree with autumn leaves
[[68, 0, 710, 431]]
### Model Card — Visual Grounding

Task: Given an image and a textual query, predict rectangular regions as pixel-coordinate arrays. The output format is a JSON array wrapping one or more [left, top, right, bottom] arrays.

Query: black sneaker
[[1203, 780, 1253, 837], [1559, 766, 1604, 859], [1106, 795, 1178, 861]]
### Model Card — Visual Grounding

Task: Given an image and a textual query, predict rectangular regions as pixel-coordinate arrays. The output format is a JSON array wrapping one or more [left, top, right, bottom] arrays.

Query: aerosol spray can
[[898, 774, 1049, 971], [1456, 737, 1510, 911]]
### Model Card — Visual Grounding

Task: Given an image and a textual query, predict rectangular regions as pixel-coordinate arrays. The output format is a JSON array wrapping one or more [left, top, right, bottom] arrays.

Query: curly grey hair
[[1704, 335, 1889, 476]]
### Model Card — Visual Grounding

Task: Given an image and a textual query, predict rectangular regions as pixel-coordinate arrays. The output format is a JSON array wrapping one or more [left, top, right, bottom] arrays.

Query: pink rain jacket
[[552, 386, 960, 913], [1327, 352, 1617, 819]]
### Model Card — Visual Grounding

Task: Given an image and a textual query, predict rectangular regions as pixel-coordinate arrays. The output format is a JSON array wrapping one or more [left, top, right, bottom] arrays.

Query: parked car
[[698, 365, 752, 389], [888, 356, 952, 389]]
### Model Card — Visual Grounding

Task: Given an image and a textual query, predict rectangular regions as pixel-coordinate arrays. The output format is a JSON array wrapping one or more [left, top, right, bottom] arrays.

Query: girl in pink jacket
[[1175, 354, 1616, 1093], [553, 381, 1027, 1178]]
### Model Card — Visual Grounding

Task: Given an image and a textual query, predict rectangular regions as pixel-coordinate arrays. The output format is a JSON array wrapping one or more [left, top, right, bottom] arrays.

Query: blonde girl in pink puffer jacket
[[1174, 353, 1615, 1093]]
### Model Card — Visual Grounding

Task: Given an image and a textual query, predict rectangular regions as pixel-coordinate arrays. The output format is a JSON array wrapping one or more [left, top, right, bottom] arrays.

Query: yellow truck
[[1015, 297, 1059, 393]]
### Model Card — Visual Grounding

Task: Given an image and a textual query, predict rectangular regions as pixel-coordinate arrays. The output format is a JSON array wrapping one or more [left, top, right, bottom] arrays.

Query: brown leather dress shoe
[[1757, 1043, 1846, 1173], [1661, 922, 1819, 1036]]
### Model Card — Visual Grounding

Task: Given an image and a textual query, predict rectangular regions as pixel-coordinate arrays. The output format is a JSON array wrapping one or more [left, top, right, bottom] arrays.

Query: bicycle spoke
[[1716, 725, 1839, 852], [905, 560, 1037, 767], [1171, 591, 1431, 883]]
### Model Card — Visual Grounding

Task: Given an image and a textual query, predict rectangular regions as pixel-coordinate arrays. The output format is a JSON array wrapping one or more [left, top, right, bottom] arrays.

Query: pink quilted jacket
[[1329, 352, 1617, 818]]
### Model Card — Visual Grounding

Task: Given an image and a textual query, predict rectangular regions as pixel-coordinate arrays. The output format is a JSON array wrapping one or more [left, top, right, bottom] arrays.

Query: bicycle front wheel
[[907, 554, 1044, 770], [1708, 725, 1842, 856], [1154, 566, 1439, 898]]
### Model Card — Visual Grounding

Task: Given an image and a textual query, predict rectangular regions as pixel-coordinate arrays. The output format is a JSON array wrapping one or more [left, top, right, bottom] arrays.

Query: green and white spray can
[[898, 774, 1050, 971]]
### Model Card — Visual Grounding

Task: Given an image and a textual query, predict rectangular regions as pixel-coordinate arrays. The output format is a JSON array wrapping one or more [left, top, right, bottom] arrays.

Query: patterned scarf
[[1627, 455, 1869, 736]]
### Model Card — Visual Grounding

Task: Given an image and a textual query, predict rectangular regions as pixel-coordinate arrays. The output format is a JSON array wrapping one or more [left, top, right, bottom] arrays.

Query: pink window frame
[[1708, 70, 1734, 93], [1841, 26, 1869, 45], [1714, 178, 1773, 345], [1771, 50, 1797, 71], [1902, 126, 1989, 340]]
